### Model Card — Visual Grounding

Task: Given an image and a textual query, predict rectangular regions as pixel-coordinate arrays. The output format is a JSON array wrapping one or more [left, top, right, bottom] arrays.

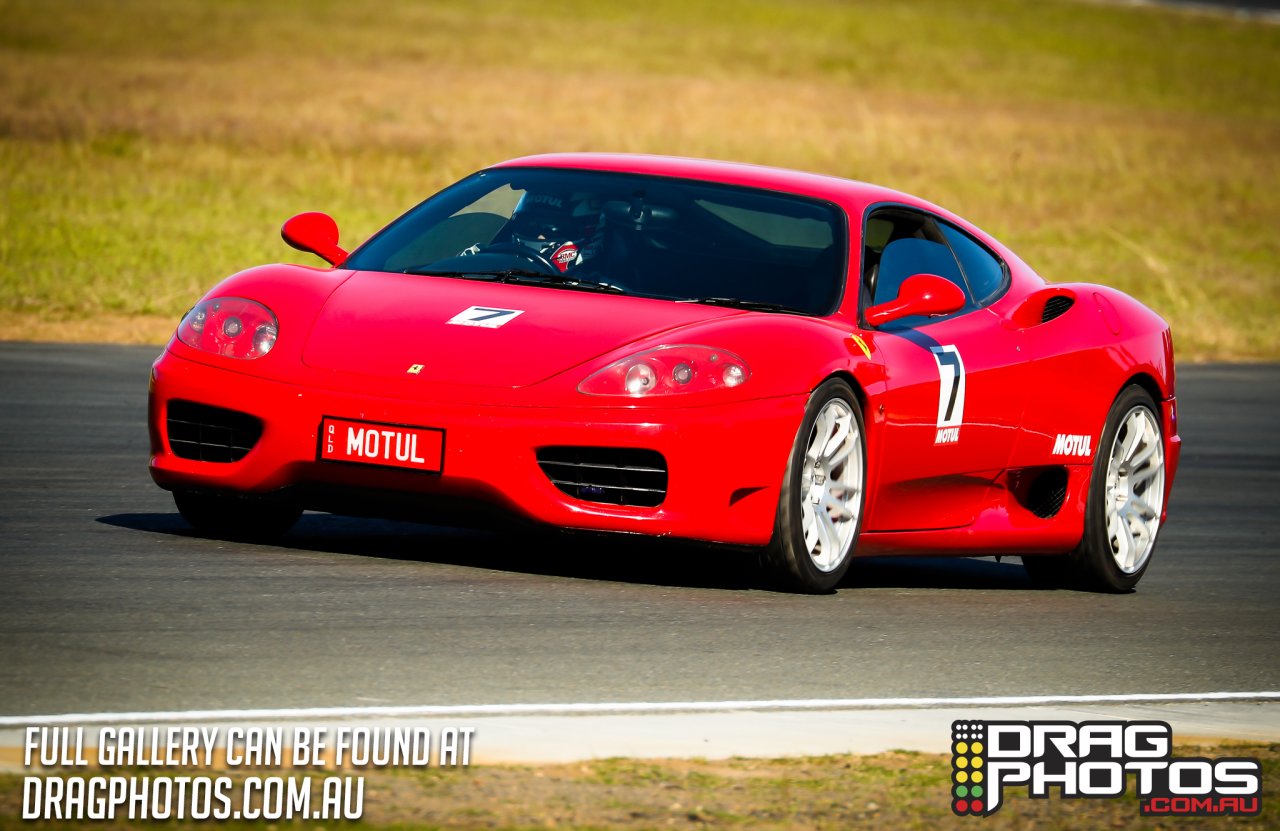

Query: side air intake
[[1021, 467, 1068, 519], [1008, 288, 1078, 329], [1041, 294, 1075, 323]]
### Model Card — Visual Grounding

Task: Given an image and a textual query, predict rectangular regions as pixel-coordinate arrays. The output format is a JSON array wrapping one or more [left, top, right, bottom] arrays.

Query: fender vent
[[536, 447, 668, 507], [1026, 467, 1068, 519], [1041, 295, 1075, 323], [167, 400, 263, 463]]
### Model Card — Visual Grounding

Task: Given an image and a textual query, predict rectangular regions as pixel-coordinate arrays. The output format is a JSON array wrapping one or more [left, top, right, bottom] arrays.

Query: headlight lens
[[578, 345, 751, 396], [177, 297, 278, 359]]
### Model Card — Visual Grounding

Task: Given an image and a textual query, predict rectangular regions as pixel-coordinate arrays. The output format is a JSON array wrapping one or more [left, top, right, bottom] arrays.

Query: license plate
[[319, 417, 444, 473]]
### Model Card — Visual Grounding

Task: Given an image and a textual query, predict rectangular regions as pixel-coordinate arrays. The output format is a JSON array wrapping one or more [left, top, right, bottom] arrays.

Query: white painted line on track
[[1, 691, 1277, 727]]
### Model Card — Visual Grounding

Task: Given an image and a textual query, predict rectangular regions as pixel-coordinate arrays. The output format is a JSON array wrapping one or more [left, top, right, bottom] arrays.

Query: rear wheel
[[173, 491, 302, 541], [762, 379, 866, 593], [1023, 385, 1166, 591]]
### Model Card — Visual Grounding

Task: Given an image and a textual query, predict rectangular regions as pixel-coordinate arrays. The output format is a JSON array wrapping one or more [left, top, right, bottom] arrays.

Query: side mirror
[[282, 212, 349, 266], [865, 273, 966, 326]]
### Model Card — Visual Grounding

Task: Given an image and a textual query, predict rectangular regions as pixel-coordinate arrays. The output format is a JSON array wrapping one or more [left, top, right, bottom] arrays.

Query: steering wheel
[[480, 243, 561, 275]]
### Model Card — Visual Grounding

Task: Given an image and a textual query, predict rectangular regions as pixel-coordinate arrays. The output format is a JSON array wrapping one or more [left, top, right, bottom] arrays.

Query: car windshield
[[343, 167, 847, 316]]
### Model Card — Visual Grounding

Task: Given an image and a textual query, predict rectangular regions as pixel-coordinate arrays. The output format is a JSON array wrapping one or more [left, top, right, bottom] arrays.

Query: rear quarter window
[[941, 223, 1007, 306]]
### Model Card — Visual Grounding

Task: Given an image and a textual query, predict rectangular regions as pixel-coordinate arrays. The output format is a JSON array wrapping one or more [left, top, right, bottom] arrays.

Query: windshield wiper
[[402, 267, 624, 294], [677, 297, 807, 314], [403, 266, 548, 280]]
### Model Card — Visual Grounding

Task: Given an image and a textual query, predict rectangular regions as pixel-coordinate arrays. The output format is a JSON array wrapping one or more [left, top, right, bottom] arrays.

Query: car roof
[[490, 153, 935, 213]]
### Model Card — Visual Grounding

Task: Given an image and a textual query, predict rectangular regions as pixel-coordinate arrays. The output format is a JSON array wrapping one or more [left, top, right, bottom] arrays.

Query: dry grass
[[1, 0, 1277, 358]]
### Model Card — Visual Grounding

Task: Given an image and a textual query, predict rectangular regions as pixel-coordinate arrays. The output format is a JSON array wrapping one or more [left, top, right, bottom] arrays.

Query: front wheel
[[762, 379, 866, 593], [1023, 385, 1167, 591], [173, 491, 302, 541]]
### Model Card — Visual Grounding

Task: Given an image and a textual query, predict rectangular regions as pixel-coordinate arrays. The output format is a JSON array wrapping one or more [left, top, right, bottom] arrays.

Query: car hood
[[301, 271, 739, 387]]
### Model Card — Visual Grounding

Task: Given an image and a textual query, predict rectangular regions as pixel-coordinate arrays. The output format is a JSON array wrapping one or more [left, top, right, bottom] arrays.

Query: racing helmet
[[507, 191, 602, 272]]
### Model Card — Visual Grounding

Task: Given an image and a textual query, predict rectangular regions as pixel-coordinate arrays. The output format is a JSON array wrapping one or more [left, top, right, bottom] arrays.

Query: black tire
[[761, 378, 867, 593], [173, 491, 302, 541], [1022, 384, 1166, 592]]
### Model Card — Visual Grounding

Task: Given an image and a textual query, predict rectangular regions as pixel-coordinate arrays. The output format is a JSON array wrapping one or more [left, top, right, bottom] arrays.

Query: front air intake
[[167, 400, 263, 463], [536, 447, 668, 507]]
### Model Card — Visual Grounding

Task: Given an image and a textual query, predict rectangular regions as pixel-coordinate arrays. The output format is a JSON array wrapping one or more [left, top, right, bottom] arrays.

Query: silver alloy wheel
[[799, 398, 863, 572], [1103, 405, 1165, 574]]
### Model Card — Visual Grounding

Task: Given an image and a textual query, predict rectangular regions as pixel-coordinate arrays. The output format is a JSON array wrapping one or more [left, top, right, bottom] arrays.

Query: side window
[[940, 223, 1007, 306], [876, 238, 969, 306], [862, 208, 973, 328]]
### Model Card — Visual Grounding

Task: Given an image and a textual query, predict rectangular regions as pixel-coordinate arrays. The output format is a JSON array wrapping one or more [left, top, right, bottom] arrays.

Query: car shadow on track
[[98, 511, 1040, 594]]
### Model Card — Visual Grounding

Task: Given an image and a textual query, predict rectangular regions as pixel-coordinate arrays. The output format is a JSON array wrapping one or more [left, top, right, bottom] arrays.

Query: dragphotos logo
[[950, 720, 1261, 818]]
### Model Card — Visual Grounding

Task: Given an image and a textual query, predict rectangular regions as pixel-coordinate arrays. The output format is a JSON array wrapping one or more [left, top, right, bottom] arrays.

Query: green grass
[[1, 0, 1278, 358], [2, 744, 1276, 830]]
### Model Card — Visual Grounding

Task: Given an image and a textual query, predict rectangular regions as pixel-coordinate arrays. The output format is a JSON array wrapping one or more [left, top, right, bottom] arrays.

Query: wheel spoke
[[1128, 494, 1158, 519], [1129, 462, 1161, 489], [1129, 437, 1158, 469], [821, 411, 851, 460], [816, 508, 840, 568], [1126, 412, 1149, 459], [800, 500, 818, 553], [847, 440, 863, 488], [807, 408, 832, 467], [826, 437, 857, 470], [821, 490, 849, 520], [1129, 516, 1152, 565], [1116, 414, 1143, 465], [1107, 508, 1125, 550], [1122, 514, 1144, 571], [1110, 508, 1135, 570], [839, 483, 862, 521]]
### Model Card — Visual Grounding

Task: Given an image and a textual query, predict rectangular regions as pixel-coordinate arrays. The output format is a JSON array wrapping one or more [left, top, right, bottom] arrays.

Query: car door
[[858, 208, 1025, 532]]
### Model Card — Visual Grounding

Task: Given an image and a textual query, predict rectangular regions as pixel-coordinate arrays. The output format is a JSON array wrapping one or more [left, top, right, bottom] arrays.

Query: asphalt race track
[[0, 343, 1277, 719]]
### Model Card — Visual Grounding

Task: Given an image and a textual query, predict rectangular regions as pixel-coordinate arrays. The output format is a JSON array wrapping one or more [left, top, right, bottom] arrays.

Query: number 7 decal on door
[[931, 345, 965, 445]]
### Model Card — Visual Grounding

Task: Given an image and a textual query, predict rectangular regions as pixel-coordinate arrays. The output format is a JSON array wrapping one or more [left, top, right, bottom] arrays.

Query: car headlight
[[578, 345, 751, 396], [177, 297, 278, 359]]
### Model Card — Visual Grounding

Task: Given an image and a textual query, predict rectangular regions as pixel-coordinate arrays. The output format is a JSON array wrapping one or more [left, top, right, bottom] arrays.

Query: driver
[[464, 191, 604, 274]]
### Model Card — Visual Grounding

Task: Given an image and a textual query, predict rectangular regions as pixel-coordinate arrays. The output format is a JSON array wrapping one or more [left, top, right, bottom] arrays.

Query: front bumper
[[148, 350, 805, 546]]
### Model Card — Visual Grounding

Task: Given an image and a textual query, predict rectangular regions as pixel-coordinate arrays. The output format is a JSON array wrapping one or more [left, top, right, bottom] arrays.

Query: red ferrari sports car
[[148, 153, 1179, 593]]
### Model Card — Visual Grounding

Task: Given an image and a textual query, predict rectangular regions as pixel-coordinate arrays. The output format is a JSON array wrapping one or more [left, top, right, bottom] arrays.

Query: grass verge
[[0, 743, 1275, 830], [1, 0, 1278, 358]]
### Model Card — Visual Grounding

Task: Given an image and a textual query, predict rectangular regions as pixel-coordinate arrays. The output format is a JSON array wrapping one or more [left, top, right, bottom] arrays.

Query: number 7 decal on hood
[[447, 306, 524, 328], [931, 345, 965, 445]]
